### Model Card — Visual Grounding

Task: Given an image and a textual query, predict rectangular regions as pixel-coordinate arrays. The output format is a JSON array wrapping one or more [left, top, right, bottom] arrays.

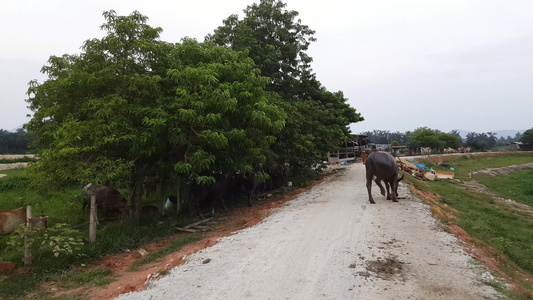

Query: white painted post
[[89, 194, 97, 243], [23, 205, 32, 266], [85, 183, 99, 243]]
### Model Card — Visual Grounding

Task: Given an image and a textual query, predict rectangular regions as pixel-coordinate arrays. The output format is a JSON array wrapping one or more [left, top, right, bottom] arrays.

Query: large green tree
[[361, 130, 409, 144], [408, 127, 461, 150], [207, 0, 363, 170], [206, 0, 315, 97], [25, 11, 286, 220], [520, 128, 533, 145], [465, 132, 497, 151], [26, 10, 167, 194]]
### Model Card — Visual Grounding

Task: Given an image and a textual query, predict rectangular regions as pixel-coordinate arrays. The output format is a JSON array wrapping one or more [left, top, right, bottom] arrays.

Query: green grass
[[55, 267, 114, 289], [474, 169, 533, 206], [130, 234, 203, 271], [413, 152, 533, 180], [0, 268, 110, 300]]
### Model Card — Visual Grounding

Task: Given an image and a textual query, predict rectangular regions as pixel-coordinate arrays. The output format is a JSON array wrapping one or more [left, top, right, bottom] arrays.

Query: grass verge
[[408, 152, 533, 299], [129, 234, 203, 271], [55, 267, 114, 289]]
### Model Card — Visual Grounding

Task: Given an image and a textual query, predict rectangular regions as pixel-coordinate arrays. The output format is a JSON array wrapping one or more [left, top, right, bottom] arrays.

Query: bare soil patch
[[0, 154, 36, 160], [470, 162, 533, 177], [0, 163, 28, 171]]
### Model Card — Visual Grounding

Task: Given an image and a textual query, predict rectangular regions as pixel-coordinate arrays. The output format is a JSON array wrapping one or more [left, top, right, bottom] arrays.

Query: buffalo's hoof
[[392, 199, 399, 202], [369, 200, 376, 204]]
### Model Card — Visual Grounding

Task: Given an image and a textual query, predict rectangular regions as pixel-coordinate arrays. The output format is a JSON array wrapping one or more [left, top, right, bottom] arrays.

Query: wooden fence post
[[23, 205, 32, 266]]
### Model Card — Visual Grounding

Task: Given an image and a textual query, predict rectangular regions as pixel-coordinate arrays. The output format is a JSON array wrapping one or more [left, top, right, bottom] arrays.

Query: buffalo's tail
[[398, 173, 405, 182]]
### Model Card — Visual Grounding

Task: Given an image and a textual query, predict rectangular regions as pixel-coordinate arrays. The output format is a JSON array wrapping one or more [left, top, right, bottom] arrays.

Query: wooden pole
[[89, 194, 97, 243], [23, 205, 32, 266]]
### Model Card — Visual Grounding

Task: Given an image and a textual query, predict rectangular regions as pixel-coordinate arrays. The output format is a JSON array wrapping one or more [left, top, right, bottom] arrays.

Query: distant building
[[327, 135, 370, 163], [511, 142, 533, 151]]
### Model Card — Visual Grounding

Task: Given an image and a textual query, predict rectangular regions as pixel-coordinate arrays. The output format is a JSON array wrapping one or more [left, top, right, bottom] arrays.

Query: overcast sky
[[1, 0, 532, 135]]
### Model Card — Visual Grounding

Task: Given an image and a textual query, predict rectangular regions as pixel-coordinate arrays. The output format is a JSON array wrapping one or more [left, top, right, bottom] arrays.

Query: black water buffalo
[[190, 175, 240, 218], [81, 184, 127, 217], [365, 151, 404, 204], [239, 170, 286, 207], [141, 205, 159, 215]]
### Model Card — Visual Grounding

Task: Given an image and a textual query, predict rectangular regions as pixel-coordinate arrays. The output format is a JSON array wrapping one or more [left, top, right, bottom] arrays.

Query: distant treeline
[[360, 129, 524, 151], [0, 129, 34, 154], [0, 127, 523, 155]]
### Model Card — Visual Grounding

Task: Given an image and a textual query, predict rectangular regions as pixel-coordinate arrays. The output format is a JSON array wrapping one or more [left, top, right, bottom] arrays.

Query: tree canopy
[[408, 127, 461, 149], [25, 3, 366, 220], [207, 0, 363, 169], [0, 129, 33, 154], [465, 132, 497, 151], [360, 130, 409, 145], [206, 0, 315, 97], [520, 128, 533, 145], [24, 3, 367, 220], [25, 10, 286, 220]]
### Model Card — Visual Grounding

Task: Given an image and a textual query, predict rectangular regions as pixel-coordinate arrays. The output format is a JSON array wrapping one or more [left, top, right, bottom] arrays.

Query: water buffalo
[[81, 184, 127, 217], [0, 208, 48, 235], [190, 175, 240, 218], [365, 151, 404, 204], [141, 205, 159, 215]]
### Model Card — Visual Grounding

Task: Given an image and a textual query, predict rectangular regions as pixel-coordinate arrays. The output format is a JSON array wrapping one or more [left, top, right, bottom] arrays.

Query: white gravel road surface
[[116, 163, 502, 300]]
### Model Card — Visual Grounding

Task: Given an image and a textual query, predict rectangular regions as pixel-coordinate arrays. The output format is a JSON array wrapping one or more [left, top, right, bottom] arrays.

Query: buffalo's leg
[[391, 179, 399, 202], [247, 181, 259, 207], [384, 181, 392, 200], [366, 174, 376, 204], [221, 197, 228, 211], [374, 178, 386, 196]]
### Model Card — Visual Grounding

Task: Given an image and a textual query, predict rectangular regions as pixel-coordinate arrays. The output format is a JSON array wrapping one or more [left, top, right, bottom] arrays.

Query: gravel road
[[116, 163, 502, 300]]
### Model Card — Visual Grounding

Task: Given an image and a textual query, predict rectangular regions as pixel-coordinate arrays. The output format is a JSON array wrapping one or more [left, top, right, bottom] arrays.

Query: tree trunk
[[129, 176, 144, 224]]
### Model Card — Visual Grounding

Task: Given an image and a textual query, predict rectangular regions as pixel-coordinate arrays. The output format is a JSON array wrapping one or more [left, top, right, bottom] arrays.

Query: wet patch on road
[[355, 255, 407, 281]]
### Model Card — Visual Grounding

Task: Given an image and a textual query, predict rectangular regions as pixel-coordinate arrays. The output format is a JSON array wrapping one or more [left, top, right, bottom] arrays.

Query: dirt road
[[116, 163, 502, 300]]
